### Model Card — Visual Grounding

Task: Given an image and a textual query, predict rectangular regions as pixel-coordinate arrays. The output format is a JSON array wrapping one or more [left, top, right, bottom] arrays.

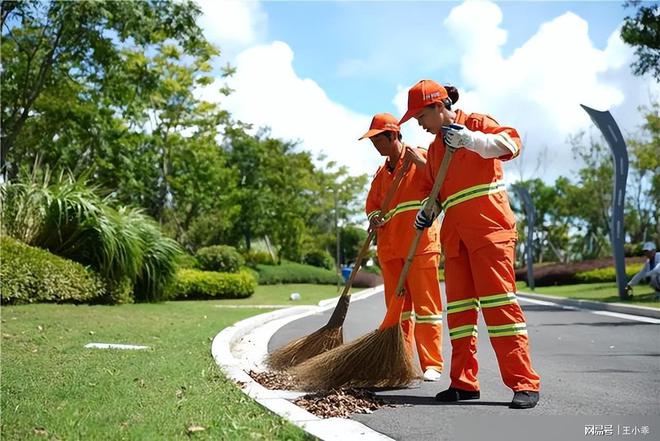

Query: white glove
[[442, 124, 514, 159]]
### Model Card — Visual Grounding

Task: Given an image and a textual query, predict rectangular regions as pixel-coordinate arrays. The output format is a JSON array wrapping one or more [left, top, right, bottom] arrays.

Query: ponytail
[[442, 85, 459, 109]]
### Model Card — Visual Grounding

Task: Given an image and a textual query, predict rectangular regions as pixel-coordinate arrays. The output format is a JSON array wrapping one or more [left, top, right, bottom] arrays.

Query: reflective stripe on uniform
[[442, 180, 506, 211], [480, 292, 518, 309], [449, 324, 478, 340], [415, 313, 443, 324], [446, 298, 480, 315], [401, 311, 413, 321], [487, 322, 527, 337], [381, 200, 423, 223], [367, 210, 381, 221]]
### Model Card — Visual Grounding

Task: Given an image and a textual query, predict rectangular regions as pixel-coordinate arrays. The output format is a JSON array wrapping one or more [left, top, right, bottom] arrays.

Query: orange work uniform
[[423, 109, 540, 392], [366, 147, 444, 373]]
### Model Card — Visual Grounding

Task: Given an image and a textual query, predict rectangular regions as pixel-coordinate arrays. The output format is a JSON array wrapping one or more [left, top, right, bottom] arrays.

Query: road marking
[[519, 297, 660, 324], [84, 343, 150, 350], [213, 305, 293, 309]]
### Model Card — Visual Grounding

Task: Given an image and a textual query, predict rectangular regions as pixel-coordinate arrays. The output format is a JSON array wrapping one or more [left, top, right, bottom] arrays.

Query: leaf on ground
[[33, 427, 48, 436], [186, 424, 206, 434]]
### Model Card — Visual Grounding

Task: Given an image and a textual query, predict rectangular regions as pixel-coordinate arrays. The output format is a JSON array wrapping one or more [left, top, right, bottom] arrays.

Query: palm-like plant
[[1, 165, 181, 302]]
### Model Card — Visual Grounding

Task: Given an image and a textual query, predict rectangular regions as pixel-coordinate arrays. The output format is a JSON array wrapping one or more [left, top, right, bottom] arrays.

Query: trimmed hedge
[[256, 262, 342, 285], [196, 245, 244, 273], [515, 256, 647, 286], [575, 263, 646, 284], [303, 249, 335, 270], [170, 269, 256, 300], [1, 237, 106, 304]]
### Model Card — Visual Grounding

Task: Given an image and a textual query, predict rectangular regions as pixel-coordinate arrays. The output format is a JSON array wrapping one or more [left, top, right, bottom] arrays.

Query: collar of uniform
[[384, 144, 407, 173]]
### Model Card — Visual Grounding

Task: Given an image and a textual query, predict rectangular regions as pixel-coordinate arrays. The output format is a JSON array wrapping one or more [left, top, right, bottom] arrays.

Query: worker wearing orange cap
[[361, 113, 444, 381], [399, 80, 541, 409]]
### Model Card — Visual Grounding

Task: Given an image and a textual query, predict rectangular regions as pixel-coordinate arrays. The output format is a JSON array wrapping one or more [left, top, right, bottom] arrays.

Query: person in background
[[626, 242, 660, 299]]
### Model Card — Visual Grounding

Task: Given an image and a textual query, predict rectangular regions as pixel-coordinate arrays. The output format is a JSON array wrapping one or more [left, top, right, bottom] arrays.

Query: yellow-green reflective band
[[367, 210, 381, 221], [415, 313, 443, 324], [401, 311, 413, 321], [442, 181, 506, 211], [446, 298, 480, 314], [480, 292, 518, 309], [487, 322, 527, 337], [381, 200, 423, 223], [449, 324, 478, 340]]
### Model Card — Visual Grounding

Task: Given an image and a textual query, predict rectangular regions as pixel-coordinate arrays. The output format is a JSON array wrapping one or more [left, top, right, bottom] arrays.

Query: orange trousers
[[444, 238, 540, 392], [380, 253, 444, 372]]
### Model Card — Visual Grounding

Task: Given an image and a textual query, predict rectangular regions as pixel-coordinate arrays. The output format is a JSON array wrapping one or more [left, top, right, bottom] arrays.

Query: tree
[[621, 1, 660, 80], [1, 0, 214, 177]]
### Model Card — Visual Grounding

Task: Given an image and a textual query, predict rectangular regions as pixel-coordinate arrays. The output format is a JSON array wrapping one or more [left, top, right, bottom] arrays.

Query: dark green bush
[[303, 249, 335, 270], [515, 256, 647, 286], [575, 263, 646, 284], [195, 245, 244, 273], [170, 269, 256, 300], [0, 237, 106, 304], [256, 261, 342, 285], [175, 253, 199, 269], [243, 250, 275, 267]]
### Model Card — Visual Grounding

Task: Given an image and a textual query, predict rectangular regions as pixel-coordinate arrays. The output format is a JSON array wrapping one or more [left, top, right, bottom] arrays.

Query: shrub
[[170, 269, 256, 300], [175, 253, 199, 269], [515, 256, 647, 286], [1, 170, 181, 302], [196, 245, 244, 273], [575, 263, 646, 284], [256, 262, 342, 285], [0, 237, 106, 304], [350, 269, 383, 288], [303, 249, 335, 270], [243, 250, 275, 267]]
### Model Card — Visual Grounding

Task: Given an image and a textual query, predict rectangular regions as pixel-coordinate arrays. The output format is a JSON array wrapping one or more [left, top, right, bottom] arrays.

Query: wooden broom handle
[[340, 155, 412, 297], [395, 149, 454, 296]]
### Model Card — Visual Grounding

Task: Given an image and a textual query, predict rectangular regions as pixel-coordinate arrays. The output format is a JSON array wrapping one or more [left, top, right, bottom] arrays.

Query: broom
[[292, 148, 455, 390], [266, 155, 413, 371]]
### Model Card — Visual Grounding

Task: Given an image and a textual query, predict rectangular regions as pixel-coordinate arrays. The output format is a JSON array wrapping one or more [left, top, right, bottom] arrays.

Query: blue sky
[[198, 0, 658, 182], [261, 1, 631, 115]]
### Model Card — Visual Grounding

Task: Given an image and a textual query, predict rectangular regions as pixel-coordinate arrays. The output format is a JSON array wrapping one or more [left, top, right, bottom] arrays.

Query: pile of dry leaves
[[294, 388, 393, 419]]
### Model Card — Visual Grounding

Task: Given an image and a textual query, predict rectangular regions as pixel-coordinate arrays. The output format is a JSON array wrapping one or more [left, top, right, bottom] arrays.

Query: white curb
[[211, 285, 395, 441]]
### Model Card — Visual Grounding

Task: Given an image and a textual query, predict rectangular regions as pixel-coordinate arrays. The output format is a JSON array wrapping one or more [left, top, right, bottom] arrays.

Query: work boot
[[435, 387, 480, 402], [509, 390, 539, 409]]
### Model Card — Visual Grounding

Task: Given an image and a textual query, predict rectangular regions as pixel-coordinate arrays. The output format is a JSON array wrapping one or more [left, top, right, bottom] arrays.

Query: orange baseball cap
[[399, 80, 448, 124], [359, 113, 400, 140]]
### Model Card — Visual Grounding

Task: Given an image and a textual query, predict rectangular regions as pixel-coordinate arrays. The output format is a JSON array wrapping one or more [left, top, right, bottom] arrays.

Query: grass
[[516, 281, 660, 309], [214, 283, 343, 306], [0, 284, 334, 440]]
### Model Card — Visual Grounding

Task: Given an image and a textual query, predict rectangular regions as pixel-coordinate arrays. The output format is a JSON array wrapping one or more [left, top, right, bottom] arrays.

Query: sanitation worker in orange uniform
[[399, 80, 541, 409], [360, 113, 444, 381]]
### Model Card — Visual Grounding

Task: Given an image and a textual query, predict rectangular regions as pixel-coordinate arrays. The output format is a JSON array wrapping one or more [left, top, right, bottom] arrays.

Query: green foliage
[[175, 253, 199, 269], [256, 262, 342, 285], [0, 237, 106, 304], [575, 263, 646, 284], [621, 1, 660, 79], [303, 249, 335, 270], [171, 269, 256, 300], [1, 169, 181, 301], [195, 245, 244, 273], [243, 249, 276, 267]]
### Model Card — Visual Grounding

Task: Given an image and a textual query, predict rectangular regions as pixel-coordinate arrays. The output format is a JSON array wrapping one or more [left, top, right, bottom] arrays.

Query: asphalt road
[[269, 286, 660, 441]]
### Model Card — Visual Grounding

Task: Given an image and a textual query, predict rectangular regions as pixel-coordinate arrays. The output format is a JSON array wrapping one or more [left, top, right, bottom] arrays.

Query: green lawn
[[516, 281, 660, 309], [216, 283, 342, 306], [0, 285, 331, 441]]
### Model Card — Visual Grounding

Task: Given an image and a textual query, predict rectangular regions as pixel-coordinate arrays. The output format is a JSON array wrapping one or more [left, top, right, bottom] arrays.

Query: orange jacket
[[424, 110, 522, 258], [366, 147, 440, 263]]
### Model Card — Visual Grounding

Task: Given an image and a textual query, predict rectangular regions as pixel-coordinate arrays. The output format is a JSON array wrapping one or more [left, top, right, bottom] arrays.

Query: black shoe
[[509, 390, 539, 409], [435, 387, 480, 402]]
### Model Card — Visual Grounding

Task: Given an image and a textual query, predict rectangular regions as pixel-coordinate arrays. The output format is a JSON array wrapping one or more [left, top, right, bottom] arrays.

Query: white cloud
[[396, 0, 658, 183], [196, 0, 267, 49], [200, 41, 382, 177]]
